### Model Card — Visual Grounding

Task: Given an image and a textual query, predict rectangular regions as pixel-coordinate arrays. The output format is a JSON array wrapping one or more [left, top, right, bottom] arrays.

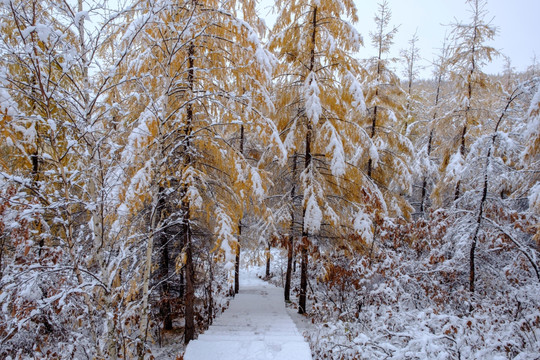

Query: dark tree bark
[[285, 153, 297, 302], [265, 241, 271, 278], [184, 41, 195, 345], [158, 187, 173, 330], [0, 234, 5, 280], [367, 16, 386, 180], [179, 264, 185, 299], [454, 125, 468, 201], [419, 129, 433, 214], [299, 124, 311, 314], [234, 124, 244, 294], [30, 76, 45, 257], [299, 120, 312, 314], [367, 104, 377, 179], [299, 5, 317, 315], [207, 252, 214, 326], [299, 120, 312, 315], [235, 222, 241, 294], [284, 233, 293, 302], [298, 244, 308, 314], [184, 229, 195, 344]]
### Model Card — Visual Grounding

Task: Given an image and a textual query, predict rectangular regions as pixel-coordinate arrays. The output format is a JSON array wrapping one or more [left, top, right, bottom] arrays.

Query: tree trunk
[[235, 125, 244, 294], [299, 125, 312, 314], [235, 222, 240, 294], [207, 252, 214, 326], [299, 121, 312, 314], [159, 230, 172, 330], [419, 129, 434, 214], [298, 3, 317, 317], [0, 236, 5, 280], [368, 28, 384, 179], [30, 76, 44, 256], [284, 234, 293, 302], [469, 157, 487, 308], [265, 241, 271, 278], [179, 265, 185, 299], [367, 105, 377, 179], [184, 227, 195, 344], [184, 41, 196, 345], [298, 245, 308, 314], [285, 153, 297, 301], [455, 123, 468, 201]]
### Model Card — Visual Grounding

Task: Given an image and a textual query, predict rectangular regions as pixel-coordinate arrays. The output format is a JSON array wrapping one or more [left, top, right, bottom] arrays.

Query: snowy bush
[[296, 212, 540, 359]]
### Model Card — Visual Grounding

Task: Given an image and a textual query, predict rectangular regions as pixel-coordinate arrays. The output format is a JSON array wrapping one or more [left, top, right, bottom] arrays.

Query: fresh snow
[[303, 192, 323, 234], [304, 72, 322, 125], [353, 209, 373, 242], [184, 271, 312, 360]]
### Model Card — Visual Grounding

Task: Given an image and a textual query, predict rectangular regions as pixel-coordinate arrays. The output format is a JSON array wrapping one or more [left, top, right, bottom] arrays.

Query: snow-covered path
[[184, 271, 313, 360]]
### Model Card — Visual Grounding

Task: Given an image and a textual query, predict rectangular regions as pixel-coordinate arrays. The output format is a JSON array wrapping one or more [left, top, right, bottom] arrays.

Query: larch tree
[[0, 0, 148, 358], [362, 0, 414, 219], [118, 0, 283, 347], [270, 0, 390, 314], [436, 80, 540, 310], [522, 86, 540, 179], [522, 84, 540, 242], [433, 0, 498, 206], [501, 55, 516, 92], [425, 0, 537, 306], [400, 30, 422, 133], [408, 38, 451, 215]]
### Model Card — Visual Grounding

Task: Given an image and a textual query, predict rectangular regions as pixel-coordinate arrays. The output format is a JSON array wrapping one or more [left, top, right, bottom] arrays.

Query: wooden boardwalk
[[184, 271, 312, 360]]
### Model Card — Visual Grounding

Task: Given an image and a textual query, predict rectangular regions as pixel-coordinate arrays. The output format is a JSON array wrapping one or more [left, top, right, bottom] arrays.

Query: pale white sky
[[260, 0, 540, 78]]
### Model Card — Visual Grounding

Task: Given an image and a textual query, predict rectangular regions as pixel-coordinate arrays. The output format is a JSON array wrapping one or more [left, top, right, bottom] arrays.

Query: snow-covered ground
[[184, 270, 312, 360]]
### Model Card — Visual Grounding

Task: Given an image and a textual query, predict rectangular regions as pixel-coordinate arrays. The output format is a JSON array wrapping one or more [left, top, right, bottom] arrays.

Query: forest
[[0, 0, 539, 358]]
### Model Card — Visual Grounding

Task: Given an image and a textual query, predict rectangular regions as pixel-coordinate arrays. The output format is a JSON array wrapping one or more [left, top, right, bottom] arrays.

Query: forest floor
[[183, 269, 313, 360]]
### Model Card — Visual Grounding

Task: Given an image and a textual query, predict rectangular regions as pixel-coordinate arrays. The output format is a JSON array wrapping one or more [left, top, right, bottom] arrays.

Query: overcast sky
[[260, 0, 540, 79]]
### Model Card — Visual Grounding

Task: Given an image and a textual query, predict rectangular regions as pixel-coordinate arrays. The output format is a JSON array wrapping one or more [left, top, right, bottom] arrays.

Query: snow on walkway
[[184, 270, 312, 360]]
